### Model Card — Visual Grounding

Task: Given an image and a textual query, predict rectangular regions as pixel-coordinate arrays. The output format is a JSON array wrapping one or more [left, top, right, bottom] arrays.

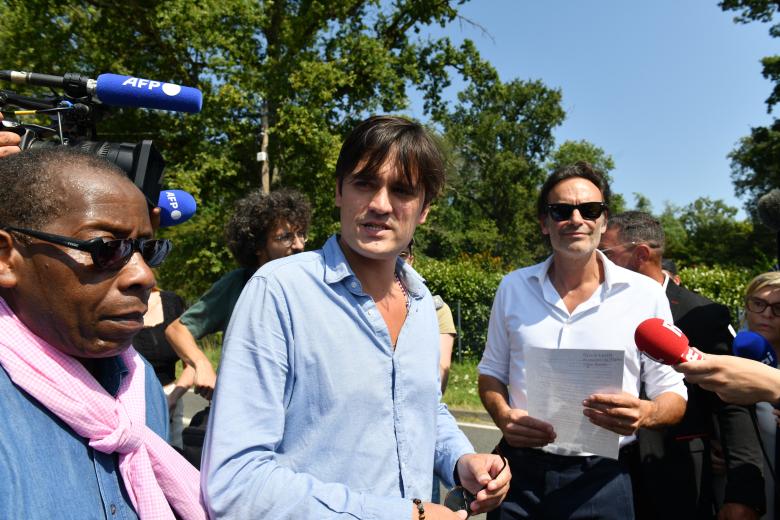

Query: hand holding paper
[[582, 392, 655, 436], [526, 347, 624, 458], [498, 408, 556, 448]]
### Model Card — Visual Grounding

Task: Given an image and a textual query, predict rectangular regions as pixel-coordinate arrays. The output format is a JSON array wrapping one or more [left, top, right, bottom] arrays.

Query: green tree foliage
[[720, 1, 780, 110], [420, 76, 566, 266], [678, 198, 755, 265], [660, 197, 774, 268], [729, 121, 780, 212], [414, 254, 504, 359], [679, 264, 760, 323], [609, 195, 628, 216], [659, 204, 690, 260], [0, 0, 496, 299], [1, 0, 654, 304], [546, 139, 615, 174], [632, 193, 653, 214], [720, 1, 780, 215], [546, 139, 625, 214]]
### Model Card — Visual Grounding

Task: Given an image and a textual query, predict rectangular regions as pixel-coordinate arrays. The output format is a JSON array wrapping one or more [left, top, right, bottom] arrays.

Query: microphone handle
[[0, 70, 64, 88], [1, 71, 92, 98]]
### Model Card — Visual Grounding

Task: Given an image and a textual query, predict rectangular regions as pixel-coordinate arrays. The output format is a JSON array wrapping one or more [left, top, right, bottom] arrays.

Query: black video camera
[[0, 71, 164, 206]]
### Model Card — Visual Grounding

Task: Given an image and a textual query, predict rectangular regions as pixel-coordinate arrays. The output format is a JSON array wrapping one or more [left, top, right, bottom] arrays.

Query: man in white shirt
[[478, 162, 688, 519]]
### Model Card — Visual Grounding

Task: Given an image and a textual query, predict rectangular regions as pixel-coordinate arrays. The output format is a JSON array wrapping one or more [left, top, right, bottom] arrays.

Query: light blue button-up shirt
[[202, 235, 474, 519]]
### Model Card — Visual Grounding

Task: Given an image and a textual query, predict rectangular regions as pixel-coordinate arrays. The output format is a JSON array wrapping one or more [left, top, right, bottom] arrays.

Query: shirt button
[[110, 504, 117, 515], [350, 282, 357, 288]]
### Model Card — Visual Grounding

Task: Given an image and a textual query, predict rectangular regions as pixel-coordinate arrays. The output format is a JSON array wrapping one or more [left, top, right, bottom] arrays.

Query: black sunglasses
[[443, 449, 507, 517], [546, 202, 607, 222], [4, 226, 172, 270]]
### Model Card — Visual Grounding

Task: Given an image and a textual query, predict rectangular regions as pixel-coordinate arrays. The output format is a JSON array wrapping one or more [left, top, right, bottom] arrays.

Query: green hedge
[[415, 254, 504, 360], [678, 265, 760, 325], [416, 256, 760, 360]]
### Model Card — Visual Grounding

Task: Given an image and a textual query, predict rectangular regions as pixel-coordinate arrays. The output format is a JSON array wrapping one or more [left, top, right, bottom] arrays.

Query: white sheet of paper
[[526, 347, 624, 459]]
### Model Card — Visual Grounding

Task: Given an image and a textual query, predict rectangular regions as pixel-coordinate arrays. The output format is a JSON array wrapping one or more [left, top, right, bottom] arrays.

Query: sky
[[406, 0, 777, 219]]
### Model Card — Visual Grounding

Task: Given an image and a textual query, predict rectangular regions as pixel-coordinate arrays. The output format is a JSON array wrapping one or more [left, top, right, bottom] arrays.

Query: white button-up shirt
[[479, 251, 687, 453]]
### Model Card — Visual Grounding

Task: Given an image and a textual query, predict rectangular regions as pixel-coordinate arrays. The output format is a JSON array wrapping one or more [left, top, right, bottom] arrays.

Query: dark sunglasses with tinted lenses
[[4, 226, 172, 270], [546, 202, 607, 222]]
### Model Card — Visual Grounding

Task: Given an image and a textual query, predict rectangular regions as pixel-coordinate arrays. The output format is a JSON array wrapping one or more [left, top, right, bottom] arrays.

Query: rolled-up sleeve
[[478, 279, 511, 385]]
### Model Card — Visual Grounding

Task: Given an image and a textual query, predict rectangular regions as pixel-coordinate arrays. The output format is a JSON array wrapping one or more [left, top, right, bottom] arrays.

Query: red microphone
[[634, 318, 705, 365]]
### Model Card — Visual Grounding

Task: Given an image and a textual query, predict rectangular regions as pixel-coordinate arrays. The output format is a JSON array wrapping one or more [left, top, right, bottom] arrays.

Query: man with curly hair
[[164, 189, 311, 401]]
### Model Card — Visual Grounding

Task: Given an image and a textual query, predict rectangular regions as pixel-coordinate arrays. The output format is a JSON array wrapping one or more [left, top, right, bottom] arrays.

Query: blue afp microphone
[[0, 70, 202, 113], [732, 330, 778, 368], [95, 74, 202, 113], [157, 189, 197, 227]]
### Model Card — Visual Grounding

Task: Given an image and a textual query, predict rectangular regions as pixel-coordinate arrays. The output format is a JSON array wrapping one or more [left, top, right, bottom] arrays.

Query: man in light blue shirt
[[202, 115, 510, 519]]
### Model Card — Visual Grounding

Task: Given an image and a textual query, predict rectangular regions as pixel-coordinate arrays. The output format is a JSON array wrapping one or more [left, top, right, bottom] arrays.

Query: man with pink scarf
[[0, 147, 205, 519]]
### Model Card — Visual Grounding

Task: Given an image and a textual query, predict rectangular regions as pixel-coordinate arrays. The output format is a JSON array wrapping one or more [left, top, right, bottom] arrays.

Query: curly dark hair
[[224, 188, 311, 268], [0, 147, 129, 235]]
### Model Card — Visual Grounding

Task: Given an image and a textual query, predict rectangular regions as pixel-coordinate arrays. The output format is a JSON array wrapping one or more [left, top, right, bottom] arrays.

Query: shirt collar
[[322, 234, 426, 299], [94, 355, 129, 396], [528, 249, 633, 295], [596, 249, 634, 292], [323, 235, 353, 285]]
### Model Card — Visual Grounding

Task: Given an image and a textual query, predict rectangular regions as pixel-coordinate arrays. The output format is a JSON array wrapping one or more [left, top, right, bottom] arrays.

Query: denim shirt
[[0, 354, 168, 519], [203, 235, 474, 519]]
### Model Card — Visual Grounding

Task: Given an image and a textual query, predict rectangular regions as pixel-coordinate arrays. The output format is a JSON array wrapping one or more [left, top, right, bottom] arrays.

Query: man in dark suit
[[599, 211, 765, 520]]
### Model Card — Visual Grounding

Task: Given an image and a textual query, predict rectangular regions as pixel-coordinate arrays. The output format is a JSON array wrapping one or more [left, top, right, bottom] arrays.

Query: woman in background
[[135, 286, 192, 449], [742, 272, 780, 520]]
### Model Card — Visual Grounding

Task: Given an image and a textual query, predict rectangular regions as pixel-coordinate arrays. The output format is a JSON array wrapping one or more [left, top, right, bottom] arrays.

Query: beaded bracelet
[[412, 498, 426, 520]]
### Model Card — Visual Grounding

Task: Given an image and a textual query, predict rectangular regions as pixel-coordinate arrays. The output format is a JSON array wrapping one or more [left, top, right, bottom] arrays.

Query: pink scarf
[[0, 298, 206, 520]]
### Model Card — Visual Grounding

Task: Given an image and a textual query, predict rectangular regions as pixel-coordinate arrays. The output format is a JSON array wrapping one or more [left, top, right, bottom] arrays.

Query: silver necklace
[[395, 273, 409, 310]]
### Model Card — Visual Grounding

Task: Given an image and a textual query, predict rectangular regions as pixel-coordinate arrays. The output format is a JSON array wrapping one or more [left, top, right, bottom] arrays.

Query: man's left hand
[[455, 453, 511, 516], [582, 392, 654, 436], [717, 502, 759, 520]]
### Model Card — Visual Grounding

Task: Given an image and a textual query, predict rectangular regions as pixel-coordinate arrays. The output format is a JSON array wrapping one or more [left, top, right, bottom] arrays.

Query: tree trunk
[[260, 101, 270, 193]]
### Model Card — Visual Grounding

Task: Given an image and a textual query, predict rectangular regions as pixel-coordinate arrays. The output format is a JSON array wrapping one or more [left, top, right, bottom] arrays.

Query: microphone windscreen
[[634, 318, 691, 365], [733, 330, 778, 367], [95, 73, 202, 113], [158, 189, 197, 227], [758, 189, 780, 232]]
